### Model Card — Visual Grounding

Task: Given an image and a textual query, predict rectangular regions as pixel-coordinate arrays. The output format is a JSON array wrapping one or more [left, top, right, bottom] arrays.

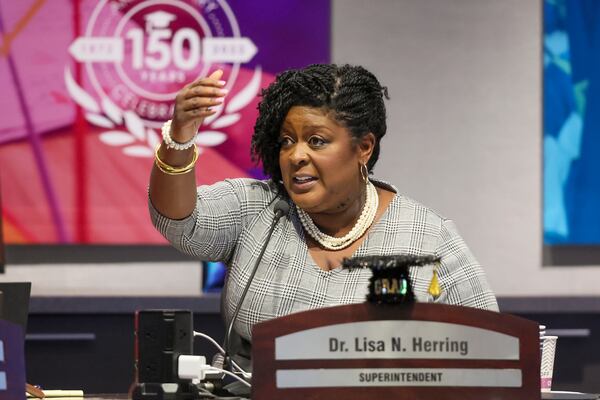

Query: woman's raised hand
[[170, 69, 228, 143]]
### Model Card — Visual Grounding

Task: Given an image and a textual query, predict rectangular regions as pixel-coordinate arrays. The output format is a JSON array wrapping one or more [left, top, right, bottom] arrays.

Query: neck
[[307, 187, 366, 238]]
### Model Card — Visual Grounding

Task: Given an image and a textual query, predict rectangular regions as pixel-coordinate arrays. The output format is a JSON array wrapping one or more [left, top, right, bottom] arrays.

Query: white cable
[[229, 360, 250, 378], [194, 331, 225, 353], [206, 366, 251, 388], [193, 331, 250, 378]]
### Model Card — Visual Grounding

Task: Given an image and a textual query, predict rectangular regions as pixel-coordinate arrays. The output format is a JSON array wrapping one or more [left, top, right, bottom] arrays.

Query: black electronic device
[[0, 282, 32, 334], [132, 310, 196, 400]]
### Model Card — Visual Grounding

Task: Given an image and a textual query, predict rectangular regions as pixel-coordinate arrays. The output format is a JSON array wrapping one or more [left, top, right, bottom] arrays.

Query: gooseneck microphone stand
[[222, 200, 290, 373]]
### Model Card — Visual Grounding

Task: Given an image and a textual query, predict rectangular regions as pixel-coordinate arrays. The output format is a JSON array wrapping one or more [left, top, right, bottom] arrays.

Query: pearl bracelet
[[161, 119, 197, 150]]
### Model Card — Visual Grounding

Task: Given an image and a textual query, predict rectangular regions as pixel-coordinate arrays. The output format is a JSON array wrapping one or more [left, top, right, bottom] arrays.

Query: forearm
[[149, 69, 226, 220], [149, 178, 246, 262], [149, 143, 198, 220]]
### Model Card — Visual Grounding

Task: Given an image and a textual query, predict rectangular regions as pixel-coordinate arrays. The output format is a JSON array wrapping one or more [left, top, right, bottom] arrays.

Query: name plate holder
[[252, 302, 540, 400]]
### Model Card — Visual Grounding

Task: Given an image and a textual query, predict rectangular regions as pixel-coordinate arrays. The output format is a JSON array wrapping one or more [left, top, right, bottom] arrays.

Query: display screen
[[202, 261, 227, 292], [544, 0, 600, 245], [0, 0, 330, 245]]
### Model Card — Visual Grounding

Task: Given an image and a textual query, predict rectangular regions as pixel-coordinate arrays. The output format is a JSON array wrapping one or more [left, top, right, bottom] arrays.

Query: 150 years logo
[[65, 0, 261, 157]]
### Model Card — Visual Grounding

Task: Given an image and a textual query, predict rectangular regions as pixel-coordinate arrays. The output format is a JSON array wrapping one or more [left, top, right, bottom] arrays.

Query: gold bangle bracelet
[[154, 144, 199, 175], [155, 161, 195, 176]]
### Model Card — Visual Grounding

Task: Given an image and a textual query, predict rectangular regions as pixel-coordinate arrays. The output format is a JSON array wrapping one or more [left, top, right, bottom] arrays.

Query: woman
[[149, 64, 498, 368]]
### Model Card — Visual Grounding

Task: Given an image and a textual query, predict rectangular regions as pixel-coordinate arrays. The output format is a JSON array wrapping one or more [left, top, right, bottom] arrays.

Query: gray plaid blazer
[[150, 178, 499, 343]]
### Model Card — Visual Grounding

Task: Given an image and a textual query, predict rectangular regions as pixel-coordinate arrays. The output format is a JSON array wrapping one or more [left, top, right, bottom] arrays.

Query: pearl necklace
[[296, 181, 379, 250]]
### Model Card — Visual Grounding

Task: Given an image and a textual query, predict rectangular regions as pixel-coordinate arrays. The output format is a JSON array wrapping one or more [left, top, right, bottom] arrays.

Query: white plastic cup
[[540, 335, 558, 392], [539, 325, 546, 352]]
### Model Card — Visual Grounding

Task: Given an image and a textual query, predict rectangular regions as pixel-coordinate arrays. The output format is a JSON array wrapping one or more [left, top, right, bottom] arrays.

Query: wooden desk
[[23, 296, 600, 394]]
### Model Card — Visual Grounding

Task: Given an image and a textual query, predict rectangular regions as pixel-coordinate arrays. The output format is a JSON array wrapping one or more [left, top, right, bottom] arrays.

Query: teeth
[[295, 176, 313, 182]]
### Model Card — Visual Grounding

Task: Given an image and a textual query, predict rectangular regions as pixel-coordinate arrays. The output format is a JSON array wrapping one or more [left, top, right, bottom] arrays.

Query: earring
[[360, 163, 369, 183]]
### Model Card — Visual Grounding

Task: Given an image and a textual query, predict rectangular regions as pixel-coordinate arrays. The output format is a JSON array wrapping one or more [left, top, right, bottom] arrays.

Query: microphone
[[273, 200, 290, 219], [222, 199, 289, 371]]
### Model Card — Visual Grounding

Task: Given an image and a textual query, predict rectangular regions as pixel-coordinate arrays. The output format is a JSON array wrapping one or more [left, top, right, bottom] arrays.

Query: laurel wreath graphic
[[64, 66, 262, 158]]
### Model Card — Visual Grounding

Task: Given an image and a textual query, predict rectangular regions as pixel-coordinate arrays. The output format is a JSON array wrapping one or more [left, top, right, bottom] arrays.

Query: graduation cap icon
[[144, 11, 176, 32], [342, 255, 441, 305]]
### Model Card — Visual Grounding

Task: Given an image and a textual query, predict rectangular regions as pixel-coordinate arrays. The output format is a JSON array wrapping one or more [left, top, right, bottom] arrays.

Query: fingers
[[182, 85, 228, 100], [180, 69, 228, 102], [181, 96, 224, 112], [183, 108, 218, 118], [208, 69, 224, 81], [171, 70, 227, 132], [186, 69, 226, 89]]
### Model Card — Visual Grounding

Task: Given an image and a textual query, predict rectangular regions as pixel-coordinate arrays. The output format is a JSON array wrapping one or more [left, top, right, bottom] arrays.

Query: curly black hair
[[251, 64, 389, 188]]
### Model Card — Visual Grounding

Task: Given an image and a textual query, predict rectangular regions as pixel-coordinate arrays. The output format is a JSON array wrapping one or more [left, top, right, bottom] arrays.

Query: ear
[[357, 132, 376, 166]]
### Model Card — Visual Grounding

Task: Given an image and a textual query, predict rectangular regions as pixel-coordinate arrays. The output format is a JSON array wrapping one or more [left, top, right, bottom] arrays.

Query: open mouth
[[293, 176, 317, 184]]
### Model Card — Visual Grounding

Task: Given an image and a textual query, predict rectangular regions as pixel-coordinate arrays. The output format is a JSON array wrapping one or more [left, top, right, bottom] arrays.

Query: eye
[[308, 136, 327, 147], [279, 135, 294, 148]]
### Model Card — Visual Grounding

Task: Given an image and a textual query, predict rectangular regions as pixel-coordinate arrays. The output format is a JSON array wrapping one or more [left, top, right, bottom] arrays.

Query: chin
[[288, 192, 324, 213]]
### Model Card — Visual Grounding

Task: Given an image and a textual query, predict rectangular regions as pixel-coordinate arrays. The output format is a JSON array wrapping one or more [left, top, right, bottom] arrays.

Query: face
[[278, 106, 374, 215]]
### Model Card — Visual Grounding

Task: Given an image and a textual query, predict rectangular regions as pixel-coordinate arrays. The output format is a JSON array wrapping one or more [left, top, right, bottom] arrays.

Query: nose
[[289, 143, 309, 166]]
